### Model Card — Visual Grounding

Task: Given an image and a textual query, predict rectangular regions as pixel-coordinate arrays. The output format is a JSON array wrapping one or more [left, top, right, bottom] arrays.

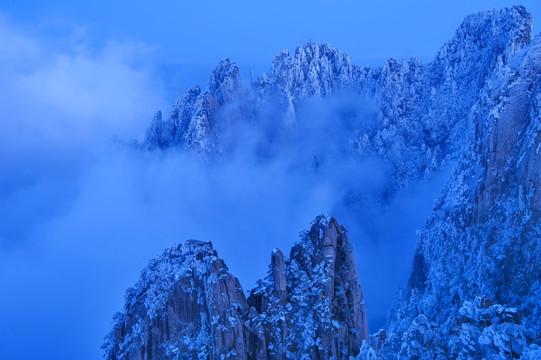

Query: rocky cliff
[[360, 21, 541, 360], [102, 240, 249, 359], [104, 216, 368, 359], [246, 215, 368, 359], [143, 58, 242, 154]]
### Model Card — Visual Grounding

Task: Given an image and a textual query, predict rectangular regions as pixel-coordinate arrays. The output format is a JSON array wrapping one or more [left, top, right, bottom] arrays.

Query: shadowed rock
[[247, 215, 368, 359], [103, 240, 249, 360], [104, 217, 368, 359]]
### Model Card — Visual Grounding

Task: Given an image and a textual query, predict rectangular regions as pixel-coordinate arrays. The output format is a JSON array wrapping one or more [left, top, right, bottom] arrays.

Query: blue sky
[[1, 2, 540, 359], [2, 0, 540, 102]]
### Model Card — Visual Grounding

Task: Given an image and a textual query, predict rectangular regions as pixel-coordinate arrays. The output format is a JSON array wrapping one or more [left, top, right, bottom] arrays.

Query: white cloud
[[0, 15, 169, 359], [0, 17, 166, 149]]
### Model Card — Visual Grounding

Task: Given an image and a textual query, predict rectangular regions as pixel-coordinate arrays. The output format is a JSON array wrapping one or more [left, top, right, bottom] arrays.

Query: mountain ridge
[[108, 5, 541, 359], [141, 5, 532, 190]]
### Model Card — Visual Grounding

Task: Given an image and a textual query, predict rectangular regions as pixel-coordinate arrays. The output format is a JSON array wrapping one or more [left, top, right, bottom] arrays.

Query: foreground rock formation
[[102, 240, 249, 359], [247, 216, 368, 359], [103, 216, 368, 359]]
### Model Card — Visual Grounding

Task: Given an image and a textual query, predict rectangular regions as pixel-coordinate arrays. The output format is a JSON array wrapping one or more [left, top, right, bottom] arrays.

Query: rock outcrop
[[141, 6, 532, 190], [247, 215, 368, 359], [104, 216, 368, 360], [102, 240, 249, 360], [143, 59, 242, 154], [366, 23, 541, 360]]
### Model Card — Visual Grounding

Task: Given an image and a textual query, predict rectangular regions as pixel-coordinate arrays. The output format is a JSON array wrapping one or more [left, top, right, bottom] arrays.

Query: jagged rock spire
[[104, 216, 368, 359], [103, 240, 249, 360], [247, 215, 368, 359], [142, 59, 242, 154]]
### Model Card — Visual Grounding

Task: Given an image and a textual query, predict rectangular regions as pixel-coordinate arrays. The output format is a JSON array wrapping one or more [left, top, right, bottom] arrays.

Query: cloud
[[0, 18, 167, 359], [0, 15, 166, 243], [0, 26, 163, 145], [0, 13, 451, 360]]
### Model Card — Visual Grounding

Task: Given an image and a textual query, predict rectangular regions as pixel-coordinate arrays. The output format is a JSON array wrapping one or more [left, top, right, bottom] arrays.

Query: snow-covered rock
[[247, 215, 368, 359], [364, 24, 541, 360], [102, 240, 249, 360], [143, 59, 242, 154], [256, 41, 356, 104], [141, 6, 532, 190], [104, 216, 368, 359]]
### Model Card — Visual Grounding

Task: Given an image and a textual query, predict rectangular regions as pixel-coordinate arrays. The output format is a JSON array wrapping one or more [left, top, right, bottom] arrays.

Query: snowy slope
[[362, 30, 541, 360]]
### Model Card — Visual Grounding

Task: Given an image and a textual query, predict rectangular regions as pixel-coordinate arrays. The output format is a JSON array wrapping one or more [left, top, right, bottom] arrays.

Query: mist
[[0, 13, 450, 360]]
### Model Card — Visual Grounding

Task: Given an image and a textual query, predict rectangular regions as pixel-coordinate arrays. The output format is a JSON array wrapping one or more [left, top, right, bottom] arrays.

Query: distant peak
[[208, 58, 242, 104], [436, 5, 532, 62], [208, 58, 240, 88], [181, 239, 214, 253], [295, 41, 340, 54]]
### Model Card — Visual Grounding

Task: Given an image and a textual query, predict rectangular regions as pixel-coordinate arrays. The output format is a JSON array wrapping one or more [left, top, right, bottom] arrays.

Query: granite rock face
[[104, 216, 368, 360], [102, 240, 249, 360], [367, 28, 541, 360], [247, 215, 368, 360]]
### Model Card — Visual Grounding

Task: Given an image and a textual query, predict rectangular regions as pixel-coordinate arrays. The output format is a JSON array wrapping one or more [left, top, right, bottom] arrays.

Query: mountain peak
[[247, 214, 368, 359], [142, 58, 243, 153], [103, 239, 248, 360], [261, 41, 355, 100], [105, 216, 369, 359], [208, 58, 242, 104], [434, 5, 532, 66]]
